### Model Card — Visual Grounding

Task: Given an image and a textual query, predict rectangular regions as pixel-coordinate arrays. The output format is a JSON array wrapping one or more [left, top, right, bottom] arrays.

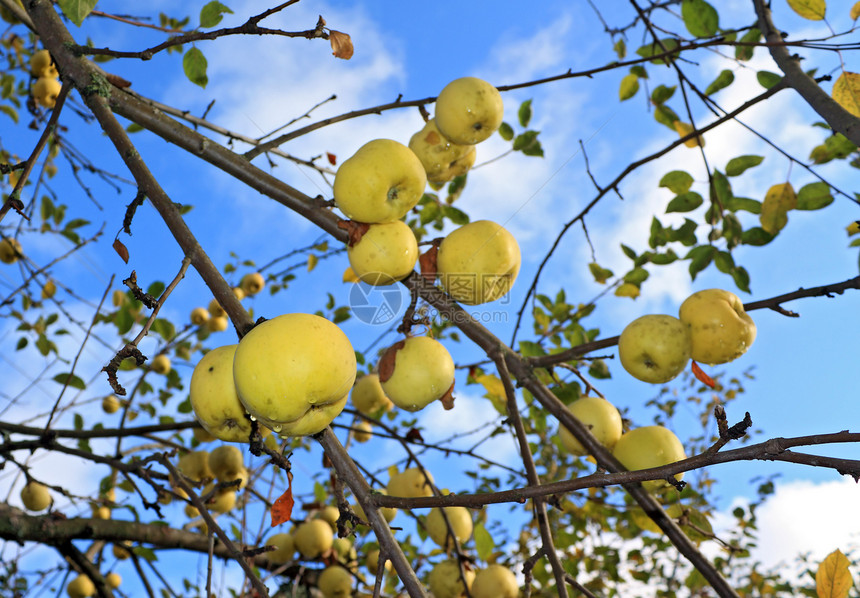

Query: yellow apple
[[20, 481, 51, 511], [202, 483, 236, 513], [190, 307, 210, 326], [208, 298, 226, 318], [678, 288, 756, 365], [333, 139, 427, 224], [177, 450, 213, 482], [612, 425, 686, 491], [293, 518, 334, 559], [350, 374, 393, 414], [316, 505, 340, 529], [379, 336, 455, 411], [234, 313, 356, 435], [151, 354, 171, 375], [331, 537, 355, 563], [435, 77, 504, 145], [366, 548, 392, 574], [66, 575, 95, 598], [220, 466, 249, 490], [386, 467, 434, 498], [190, 345, 257, 443], [30, 49, 57, 77], [112, 541, 132, 560], [426, 506, 473, 548], [266, 532, 295, 564], [232, 286, 246, 301], [559, 397, 623, 456], [207, 315, 229, 332], [208, 445, 243, 479], [105, 573, 121, 590], [352, 421, 373, 443], [347, 221, 418, 285], [472, 564, 519, 598], [353, 489, 397, 524], [111, 289, 127, 307], [240, 272, 265, 296], [317, 565, 352, 598], [428, 559, 475, 598], [41, 279, 57, 300], [92, 505, 111, 520], [101, 395, 120, 414], [193, 426, 216, 443], [33, 76, 61, 108], [436, 220, 521, 305], [0, 237, 22, 264], [618, 314, 691, 384], [409, 119, 477, 184]]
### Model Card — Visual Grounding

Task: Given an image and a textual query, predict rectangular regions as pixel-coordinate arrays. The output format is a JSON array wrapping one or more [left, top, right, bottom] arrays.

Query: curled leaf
[[113, 239, 129, 263], [329, 30, 354, 60], [418, 243, 439, 283], [691, 361, 715, 389], [336, 220, 370, 247], [377, 340, 405, 383], [342, 266, 360, 283], [271, 472, 294, 526], [439, 381, 456, 410]]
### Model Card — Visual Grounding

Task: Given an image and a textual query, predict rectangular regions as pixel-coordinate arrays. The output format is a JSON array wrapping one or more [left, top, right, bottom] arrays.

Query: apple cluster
[[188, 271, 265, 334], [618, 288, 757, 384], [29, 49, 61, 109]]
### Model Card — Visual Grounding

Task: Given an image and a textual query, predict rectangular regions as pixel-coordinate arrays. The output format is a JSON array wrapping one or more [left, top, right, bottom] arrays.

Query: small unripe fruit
[[208, 298, 226, 318], [105, 573, 121, 590], [207, 315, 229, 332], [33, 76, 61, 108], [151, 354, 171, 375], [30, 49, 57, 77], [190, 307, 210, 325], [240, 272, 265, 296], [0, 237, 22, 264], [20, 481, 51, 511], [102, 395, 120, 414], [66, 574, 95, 598]]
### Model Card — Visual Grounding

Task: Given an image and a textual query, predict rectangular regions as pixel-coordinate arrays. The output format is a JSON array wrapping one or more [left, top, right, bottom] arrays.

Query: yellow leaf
[[474, 373, 509, 415], [851, 1, 860, 20], [307, 253, 318, 272], [614, 282, 640, 299], [759, 182, 797, 234], [816, 549, 852, 598], [342, 266, 360, 283], [619, 74, 639, 101], [832, 72, 860, 118], [673, 121, 704, 148], [787, 0, 826, 20], [847, 221, 860, 236]]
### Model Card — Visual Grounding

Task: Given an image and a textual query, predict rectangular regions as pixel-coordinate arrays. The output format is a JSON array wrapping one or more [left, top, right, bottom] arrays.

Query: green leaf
[[199, 1, 233, 28], [147, 281, 165, 298], [613, 38, 626, 59], [742, 226, 775, 246], [725, 155, 764, 176], [636, 38, 680, 65], [651, 84, 676, 105], [731, 266, 751, 293], [726, 196, 761, 214], [619, 74, 640, 101], [313, 481, 328, 503], [441, 205, 469, 225], [0, 104, 19, 123], [53, 372, 86, 390], [115, 308, 134, 335], [183, 47, 208, 88], [666, 191, 704, 213], [56, 0, 98, 27], [513, 130, 543, 157], [714, 251, 735, 273], [796, 182, 833, 210], [686, 245, 715, 280], [150, 318, 176, 341], [654, 104, 680, 129], [620, 244, 637, 260], [588, 262, 614, 284], [624, 267, 649, 284], [629, 65, 648, 79], [756, 71, 782, 89], [704, 69, 734, 95], [659, 170, 694, 194], [518, 99, 532, 128], [760, 182, 796, 234], [681, 0, 719, 37], [497, 122, 514, 141], [710, 170, 732, 209], [473, 522, 494, 561], [736, 28, 761, 61]]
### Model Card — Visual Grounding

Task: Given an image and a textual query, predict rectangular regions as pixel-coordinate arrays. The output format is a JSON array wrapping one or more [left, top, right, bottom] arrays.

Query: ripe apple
[[387, 467, 434, 498], [32, 76, 61, 108], [190, 307, 210, 326], [105, 573, 121, 590], [559, 397, 623, 456], [0, 237, 22, 264], [317, 565, 352, 598], [618, 314, 691, 384], [101, 395, 120, 414], [350, 374, 393, 414], [678, 288, 757, 365], [202, 483, 236, 513], [20, 481, 51, 511], [435, 77, 504, 145], [266, 532, 295, 564], [353, 489, 397, 524], [409, 119, 477, 184], [366, 548, 392, 574], [92, 505, 110, 519], [190, 344, 258, 443], [426, 506, 473, 548], [208, 445, 243, 479], [436, 220, 521, 305], [333, 139, 427, 224], [316, 505, 340, 529], [294, 518, 334, 559], [232, 286, 246, 301], [193, 427, 216, 443], [428, 559, 475, 598], [207, 315, 229, 332], [112, 541, 132, 560], [151, 354, 171, 375], [472, 564, 519, 598], [30, 49, 57, 78], [208, 298, 226, 318], [233, 314, 356, 435], [352, 421, 373, 443], [240, 272, 265, 296], [178, 450, 213, 482], [66, 575, 95, 598], [379, 336, 455, 411], [612, 425, 686, 491], [347, 221, 418, 285]]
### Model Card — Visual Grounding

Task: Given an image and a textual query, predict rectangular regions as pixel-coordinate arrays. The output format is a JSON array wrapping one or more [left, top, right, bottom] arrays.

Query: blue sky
[[2, 0, 859, 592]]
